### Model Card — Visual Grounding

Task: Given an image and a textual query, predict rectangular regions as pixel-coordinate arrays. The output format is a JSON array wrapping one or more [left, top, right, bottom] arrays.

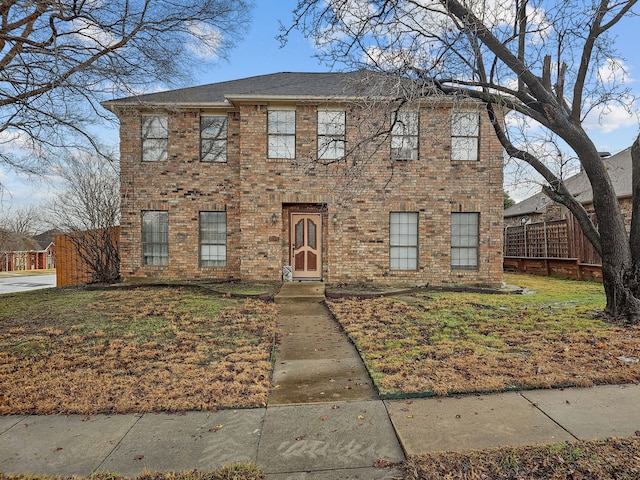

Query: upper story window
[[201, 115, 227, 163], [142, 115, 168, 162], [451, 111, 479, 161], [451, 212, 479, 270], [391, 110, 419, 160], [142, 210, 168, 266], [390, 212, 419, 270], [317, 110, 345, 161], [268, 110, 295, 159]]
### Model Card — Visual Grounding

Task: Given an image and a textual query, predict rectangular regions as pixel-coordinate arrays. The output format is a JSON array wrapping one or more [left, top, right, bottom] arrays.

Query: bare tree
[[0, 0, 252, 178], [0, 205, 42, 236], [0, 204, 44, 271], [285, 0, 640, 323], [48, 153, 120, 283]]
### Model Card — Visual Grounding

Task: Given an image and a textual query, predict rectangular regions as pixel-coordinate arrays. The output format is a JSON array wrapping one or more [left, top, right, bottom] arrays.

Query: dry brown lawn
[[327, 274, 640, 396], [0, 286, 278, 415], [0, 464, 265, 480], [402, 437, 640, 479]]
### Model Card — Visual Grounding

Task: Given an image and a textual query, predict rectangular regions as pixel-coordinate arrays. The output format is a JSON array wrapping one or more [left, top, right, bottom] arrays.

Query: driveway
[[0, 273, 57, 295]]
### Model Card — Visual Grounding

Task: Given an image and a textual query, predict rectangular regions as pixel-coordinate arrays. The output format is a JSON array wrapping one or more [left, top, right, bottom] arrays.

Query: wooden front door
[[291, 213, 322, 279]]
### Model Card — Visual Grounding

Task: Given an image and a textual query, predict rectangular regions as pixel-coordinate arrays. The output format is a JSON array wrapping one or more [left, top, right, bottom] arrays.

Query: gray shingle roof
[[504, 147, 632, 218], [503, 191, 552, 217], [102, 71, 421, 108]]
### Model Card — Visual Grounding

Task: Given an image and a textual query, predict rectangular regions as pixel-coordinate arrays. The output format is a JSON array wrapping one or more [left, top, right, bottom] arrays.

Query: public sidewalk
[[1, 282, 640, 478]]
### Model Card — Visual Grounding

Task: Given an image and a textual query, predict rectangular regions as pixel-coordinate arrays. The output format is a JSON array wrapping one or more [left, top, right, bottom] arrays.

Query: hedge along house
[[102, 71, 504, 286]]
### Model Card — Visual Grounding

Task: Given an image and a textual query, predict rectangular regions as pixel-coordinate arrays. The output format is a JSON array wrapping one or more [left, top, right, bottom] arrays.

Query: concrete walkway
[[270, 282, 378, 405], [2, 282, 640, 478]]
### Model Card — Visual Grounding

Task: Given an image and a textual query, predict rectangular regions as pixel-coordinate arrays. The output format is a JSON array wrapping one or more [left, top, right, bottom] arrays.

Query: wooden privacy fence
[[503, 216, 603, 282], [56, 227, 120, 287]]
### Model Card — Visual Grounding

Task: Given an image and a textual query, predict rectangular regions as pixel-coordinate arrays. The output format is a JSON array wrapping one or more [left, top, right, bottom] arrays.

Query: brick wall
[[115, 98, 504, 287]]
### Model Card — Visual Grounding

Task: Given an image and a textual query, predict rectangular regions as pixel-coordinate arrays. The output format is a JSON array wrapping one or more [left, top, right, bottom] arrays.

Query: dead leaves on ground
[[327, 275, 640, 396], [0, 288, 277, 415], [0, 465, 266, 480], [402, 438, 640, 479]]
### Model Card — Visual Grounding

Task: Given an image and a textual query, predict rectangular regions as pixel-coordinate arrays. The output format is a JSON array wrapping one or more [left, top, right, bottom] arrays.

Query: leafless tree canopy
[[48, 152, 120, 283], [0, 204, 42, 236], [0, 0, 252, 176], [285, 0, 640, 323], [49, 154, 119, 232]]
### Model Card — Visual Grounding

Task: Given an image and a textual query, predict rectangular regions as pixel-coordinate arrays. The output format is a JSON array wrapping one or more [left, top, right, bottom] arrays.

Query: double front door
[[291, 213, 322, 280]]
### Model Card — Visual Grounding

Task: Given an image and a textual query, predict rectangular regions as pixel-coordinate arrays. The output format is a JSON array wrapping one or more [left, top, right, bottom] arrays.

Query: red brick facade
[[111, 83, 504, 286]]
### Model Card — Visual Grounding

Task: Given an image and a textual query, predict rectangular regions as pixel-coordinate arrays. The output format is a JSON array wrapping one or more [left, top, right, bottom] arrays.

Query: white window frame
[[317, 110, 345, 161], [390, 212, 419, 271], [200, 115, 227, 163], [451, 212, 479, 270], [268, 110, 296, 159], [451, 111, 479, 161], [200, 211, 227, 267], [142, 211, 168, 266], [391, 110, 419, 160], [142, 115, 168, 162]]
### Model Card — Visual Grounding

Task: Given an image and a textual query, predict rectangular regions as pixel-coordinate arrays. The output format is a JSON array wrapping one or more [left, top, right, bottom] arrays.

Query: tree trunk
[[594, 135, 640, 324], [562, 127, 640, 324], [602, 259, 640, 324]]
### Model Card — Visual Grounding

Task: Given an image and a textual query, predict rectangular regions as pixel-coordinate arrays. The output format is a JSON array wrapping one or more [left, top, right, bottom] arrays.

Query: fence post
[[543, 221, 548, 257]]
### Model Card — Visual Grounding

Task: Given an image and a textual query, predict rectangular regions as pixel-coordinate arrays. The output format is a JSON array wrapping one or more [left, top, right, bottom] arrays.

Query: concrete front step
[[274, 281, 325, 304]]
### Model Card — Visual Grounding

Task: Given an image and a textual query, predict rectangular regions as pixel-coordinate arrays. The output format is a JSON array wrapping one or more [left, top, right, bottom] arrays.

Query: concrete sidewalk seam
[[518, 392, 580, 441], [0, 415, 28, 435], [94, 414, 144, 473], [381, 401, 408, 458]]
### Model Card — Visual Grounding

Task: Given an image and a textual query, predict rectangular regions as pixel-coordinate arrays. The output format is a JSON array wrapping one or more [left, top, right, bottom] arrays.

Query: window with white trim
[[390, 212, 418, 270], [201, 115, 227, 162], [142, 115, 168, 162], [200, 211, 226, 267], [391, 110, 419, 160], [268, 110, 295, 159], [451, 111, 479, 161], [451, 212, 479, 270], [317, 110, 345, 161], [142, 211, 168, 266]]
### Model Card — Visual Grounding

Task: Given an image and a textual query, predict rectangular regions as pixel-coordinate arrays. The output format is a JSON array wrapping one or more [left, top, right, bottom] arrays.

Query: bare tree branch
[[286, 0, 640, 322], [0, 0, 252, 178]]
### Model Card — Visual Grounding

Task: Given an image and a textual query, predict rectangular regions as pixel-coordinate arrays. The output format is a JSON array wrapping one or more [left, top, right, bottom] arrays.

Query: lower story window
[[451, 212, 479, 270], [142, 211, 168, 266], [390, 212, 418, 270], [200, 211, 226, 266]]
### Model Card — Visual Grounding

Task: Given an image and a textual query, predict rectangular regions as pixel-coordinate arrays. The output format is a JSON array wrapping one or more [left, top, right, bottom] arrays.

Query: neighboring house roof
[[34, 229, 63, 249], [504, 147, 632, 218], [503, 191, 552, 218], [102, 71, 435, 109], [0, 229, 41, 252]]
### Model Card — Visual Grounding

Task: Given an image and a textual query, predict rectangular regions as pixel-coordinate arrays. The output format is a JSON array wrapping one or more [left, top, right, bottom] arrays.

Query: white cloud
[[72, 18, 119, 49], [186, 22, 223, 60], [0, 167, 55, 209], [0, 130, 33, 154], [583, 97, 638, 134], [598, 57, 631, 85]]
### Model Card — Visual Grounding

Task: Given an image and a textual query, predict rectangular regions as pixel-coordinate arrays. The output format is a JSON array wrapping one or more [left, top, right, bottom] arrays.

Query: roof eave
[[101, 100, 232, 111], [224, 94, 390, 103]]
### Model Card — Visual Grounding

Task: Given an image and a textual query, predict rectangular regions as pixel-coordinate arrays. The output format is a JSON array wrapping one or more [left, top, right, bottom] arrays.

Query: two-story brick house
[[103, 71, 504, 286]]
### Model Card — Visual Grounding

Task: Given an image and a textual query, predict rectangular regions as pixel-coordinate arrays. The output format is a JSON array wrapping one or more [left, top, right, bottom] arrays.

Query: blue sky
[[1, 0, 639, 210]]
